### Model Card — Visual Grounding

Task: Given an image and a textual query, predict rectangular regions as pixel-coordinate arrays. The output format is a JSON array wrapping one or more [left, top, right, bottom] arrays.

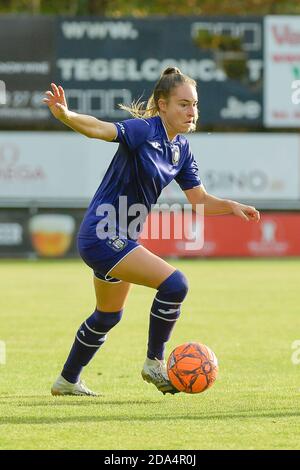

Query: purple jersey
[[78, 115, 201, 241]]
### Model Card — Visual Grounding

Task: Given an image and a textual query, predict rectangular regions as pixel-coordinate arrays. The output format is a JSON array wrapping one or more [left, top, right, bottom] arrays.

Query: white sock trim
[[76, 334, 106, 348], [84, 321, 107, 335], [150, 312, 178, 322], [154, 297, 181, 306]]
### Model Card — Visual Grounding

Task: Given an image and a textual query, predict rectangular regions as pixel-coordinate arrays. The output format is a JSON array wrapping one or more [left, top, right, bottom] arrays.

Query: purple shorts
[[77, 235, 140, 283]]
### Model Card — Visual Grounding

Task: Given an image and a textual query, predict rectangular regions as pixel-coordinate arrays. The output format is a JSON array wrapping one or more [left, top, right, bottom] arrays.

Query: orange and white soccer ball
[[167, 342, 218, 393]]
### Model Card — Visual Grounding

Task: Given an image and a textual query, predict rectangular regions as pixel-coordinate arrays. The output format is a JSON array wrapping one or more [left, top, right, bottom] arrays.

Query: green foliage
[[194, 31, 243, 52], [193, 30, 247, 81], [221, 54, 248, 80], [1, 0, 300, 16]]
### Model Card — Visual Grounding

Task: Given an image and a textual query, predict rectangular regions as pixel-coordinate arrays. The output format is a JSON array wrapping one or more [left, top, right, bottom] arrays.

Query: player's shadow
[[1, 410, 300, 425], [0, 397, 162, 407]]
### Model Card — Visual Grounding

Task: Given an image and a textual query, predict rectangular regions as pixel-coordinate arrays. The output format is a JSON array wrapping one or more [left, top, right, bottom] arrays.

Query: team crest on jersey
[[171, 145, 180, 165], [106, 236, 128, 252]]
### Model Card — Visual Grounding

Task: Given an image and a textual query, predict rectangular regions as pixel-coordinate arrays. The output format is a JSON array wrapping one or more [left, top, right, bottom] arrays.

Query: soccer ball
[[167, 342, 218, 393]]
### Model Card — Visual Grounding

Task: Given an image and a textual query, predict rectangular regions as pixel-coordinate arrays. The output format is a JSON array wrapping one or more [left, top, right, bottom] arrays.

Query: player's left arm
[[184, 185, 260, 222]]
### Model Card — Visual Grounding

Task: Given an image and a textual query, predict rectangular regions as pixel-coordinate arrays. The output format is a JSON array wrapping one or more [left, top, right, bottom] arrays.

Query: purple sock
[[61, 309, 123, 383], [147, 270, 188, 360]]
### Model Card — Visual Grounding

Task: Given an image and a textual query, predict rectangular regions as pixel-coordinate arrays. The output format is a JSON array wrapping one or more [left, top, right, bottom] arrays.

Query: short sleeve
[[175, 143, 201, 191], [114, 118, 151, 150]]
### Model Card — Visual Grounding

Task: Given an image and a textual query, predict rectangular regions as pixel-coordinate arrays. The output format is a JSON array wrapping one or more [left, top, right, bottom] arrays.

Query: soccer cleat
[[141, 358, 180, 395], [51, 375, 99, 396]]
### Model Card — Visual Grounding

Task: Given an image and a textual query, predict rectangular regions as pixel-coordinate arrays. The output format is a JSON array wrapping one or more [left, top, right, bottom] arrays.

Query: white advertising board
[[0, 131, 299, 204], [264, 15, 300, 127], [188, 133, 300, 200], [0, 132, 116, 203]]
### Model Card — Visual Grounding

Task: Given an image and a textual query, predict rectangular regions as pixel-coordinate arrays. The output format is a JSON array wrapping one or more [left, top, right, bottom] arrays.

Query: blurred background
[[1, 0, 300, 260]]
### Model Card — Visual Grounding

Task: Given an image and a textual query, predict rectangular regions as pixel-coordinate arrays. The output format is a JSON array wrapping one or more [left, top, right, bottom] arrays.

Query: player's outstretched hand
[[43, 83, 69, 121], [231, 202, 260, 222]]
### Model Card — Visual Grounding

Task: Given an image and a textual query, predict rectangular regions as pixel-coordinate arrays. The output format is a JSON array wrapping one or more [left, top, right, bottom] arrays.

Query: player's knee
[[172, 270, 189, 301], [157, 270, 189, 303]]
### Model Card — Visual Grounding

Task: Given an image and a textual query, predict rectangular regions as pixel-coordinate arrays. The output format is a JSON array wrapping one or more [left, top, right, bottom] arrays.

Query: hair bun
[[162, 66, 182, 76]]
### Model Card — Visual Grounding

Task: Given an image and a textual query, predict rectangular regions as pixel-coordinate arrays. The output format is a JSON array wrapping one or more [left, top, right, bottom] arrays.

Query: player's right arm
[[43, 83, 117, 142]]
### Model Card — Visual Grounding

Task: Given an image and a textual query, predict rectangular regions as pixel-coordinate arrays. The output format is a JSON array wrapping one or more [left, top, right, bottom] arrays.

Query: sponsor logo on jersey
[[117, 122, 126, 135], [150, 141, 162, 150]]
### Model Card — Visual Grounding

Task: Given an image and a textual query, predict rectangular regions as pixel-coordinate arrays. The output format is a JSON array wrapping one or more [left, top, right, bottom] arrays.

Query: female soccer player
[[43, 67, 260, 396]]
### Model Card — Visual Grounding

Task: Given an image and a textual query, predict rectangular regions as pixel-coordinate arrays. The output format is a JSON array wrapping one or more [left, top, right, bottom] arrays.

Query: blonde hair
[[119, 66, 198, 126]]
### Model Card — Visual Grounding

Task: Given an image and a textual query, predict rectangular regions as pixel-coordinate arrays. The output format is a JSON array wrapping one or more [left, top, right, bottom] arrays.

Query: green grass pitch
[[0, 258, 300, 450]]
